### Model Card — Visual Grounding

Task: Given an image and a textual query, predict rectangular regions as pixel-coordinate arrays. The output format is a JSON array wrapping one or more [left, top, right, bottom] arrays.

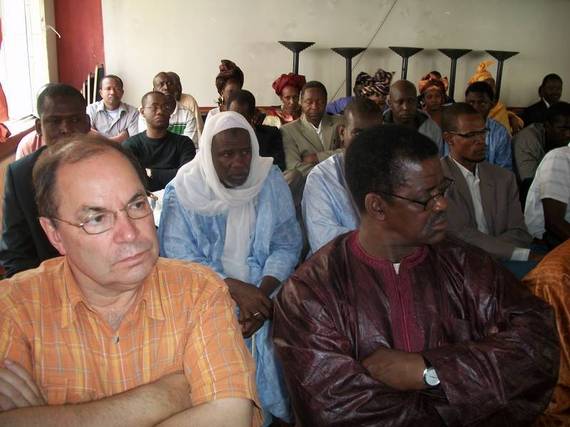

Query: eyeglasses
[[447, 128, 489, 140], [51, 193, 158, 235], [377, 177, 454, 211]]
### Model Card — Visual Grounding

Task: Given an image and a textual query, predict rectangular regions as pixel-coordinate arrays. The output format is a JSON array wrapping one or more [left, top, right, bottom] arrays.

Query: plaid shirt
[[0, 257, 261, 425]]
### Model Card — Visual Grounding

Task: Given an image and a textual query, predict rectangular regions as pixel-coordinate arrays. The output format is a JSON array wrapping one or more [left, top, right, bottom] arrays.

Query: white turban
[[172, 111, 273, 281]]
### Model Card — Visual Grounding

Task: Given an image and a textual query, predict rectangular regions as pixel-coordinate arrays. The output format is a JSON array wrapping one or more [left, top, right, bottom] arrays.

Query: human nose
[[58, 118, 74, 134], [433, 194, 448, 211], [112, 210, 139, 242]]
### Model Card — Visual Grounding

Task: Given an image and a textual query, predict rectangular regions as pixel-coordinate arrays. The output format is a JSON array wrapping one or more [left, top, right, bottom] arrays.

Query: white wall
[[102, 0, 570, 108]]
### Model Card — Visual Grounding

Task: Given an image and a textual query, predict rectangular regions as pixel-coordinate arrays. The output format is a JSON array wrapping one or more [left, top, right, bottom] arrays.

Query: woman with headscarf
[[263, 72, 306, 128], [468, 60, 524, 135], [419, 79, 447, 127], [325, 68, 393, 115], [158, 111, 301, 426], [205, 60, 245, 123]]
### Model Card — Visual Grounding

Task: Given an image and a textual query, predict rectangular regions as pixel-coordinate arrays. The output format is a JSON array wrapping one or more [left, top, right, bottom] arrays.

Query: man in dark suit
[[227, 89, 285, 171], [521, 74, 563, 127], [0, 84, 90, 277], [440, 103, 540, 278]]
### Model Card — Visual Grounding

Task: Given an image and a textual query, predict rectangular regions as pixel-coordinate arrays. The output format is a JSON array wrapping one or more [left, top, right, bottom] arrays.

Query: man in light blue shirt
[[86, 75, 139, 142], [158, 111, 301, 426], [302, 98, 382, 254], [465, 81, 512, 170]]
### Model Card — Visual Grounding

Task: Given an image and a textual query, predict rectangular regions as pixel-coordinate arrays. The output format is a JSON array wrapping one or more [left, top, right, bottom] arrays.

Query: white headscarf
[[172, 111, 273, 281]]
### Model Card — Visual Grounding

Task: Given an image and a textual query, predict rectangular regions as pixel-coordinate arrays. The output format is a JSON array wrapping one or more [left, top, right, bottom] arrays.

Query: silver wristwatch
[[422, 357, 440, 387]]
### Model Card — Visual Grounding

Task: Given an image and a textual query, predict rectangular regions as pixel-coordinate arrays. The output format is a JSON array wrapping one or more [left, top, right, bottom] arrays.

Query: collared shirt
[[450, 157, 489, 233], [309, 120, 324, 147], [0, 257, 261, 425], [451, 157, 529, 261], [525, 143, 570, 238], [15, 130, 44, 160], [86, 100, 139, 138]]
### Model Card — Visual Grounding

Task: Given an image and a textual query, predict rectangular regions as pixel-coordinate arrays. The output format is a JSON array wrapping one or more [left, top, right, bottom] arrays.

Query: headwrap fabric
[[468, 60, 495, 84], [215, 60, 244, 95], [418, 72, 449, 94], [172, 111, 273, 281], [272, 73, 306, 96], [354, 68, 393, 97], [419, 79, 446, 96]]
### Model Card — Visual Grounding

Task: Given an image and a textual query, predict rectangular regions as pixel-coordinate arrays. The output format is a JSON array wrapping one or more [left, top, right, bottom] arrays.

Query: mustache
[[113, 240, 154, 263], [428, 211, 447, 226]]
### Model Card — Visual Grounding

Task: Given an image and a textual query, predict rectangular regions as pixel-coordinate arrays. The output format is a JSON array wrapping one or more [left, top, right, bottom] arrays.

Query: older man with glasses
[[0, 134, 261, 426], [440, 103, 540, 278], [273, 124, 558, 426]]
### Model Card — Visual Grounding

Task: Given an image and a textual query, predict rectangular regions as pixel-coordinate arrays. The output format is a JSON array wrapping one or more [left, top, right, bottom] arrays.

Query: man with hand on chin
[[274, 125, 558, 426]]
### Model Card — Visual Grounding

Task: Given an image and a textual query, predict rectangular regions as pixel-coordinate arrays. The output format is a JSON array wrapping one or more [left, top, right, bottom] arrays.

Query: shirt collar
[[96, 100, 126, 114], [450, 156, 479, 180], [59, 259, 166, 328], [543, 98, 551, 109]]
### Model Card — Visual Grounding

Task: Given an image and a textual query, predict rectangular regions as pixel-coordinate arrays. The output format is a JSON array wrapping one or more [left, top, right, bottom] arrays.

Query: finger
[[5, 361, 44, 403], [243, 319, 264, 338], [254, 299, 272, 319], [0, 377, 32, 408], [0, 393, 16, 412]]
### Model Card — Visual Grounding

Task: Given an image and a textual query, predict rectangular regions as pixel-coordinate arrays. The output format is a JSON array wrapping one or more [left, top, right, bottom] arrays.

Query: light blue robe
[[302, 154, 359, 254], [158, 166, 301, 424]]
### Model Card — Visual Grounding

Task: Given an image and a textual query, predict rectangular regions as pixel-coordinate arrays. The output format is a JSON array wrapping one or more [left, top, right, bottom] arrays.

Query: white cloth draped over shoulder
[[171, 111, 273, 281]]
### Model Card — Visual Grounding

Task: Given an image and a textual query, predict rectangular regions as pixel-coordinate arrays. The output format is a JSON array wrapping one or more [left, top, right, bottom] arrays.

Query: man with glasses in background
[[440, 103, 539, 278], [123, 91, 196, 192], [0, 135, 260, 426], [273, 125, 558, 426]]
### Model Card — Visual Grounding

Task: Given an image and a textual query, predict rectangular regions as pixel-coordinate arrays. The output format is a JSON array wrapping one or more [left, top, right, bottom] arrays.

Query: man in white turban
[[158, 111, 302, 426]]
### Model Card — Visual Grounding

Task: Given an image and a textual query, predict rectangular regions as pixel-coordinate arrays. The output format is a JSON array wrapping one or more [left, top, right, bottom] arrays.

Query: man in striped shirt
[[0, 134, 260, 426]]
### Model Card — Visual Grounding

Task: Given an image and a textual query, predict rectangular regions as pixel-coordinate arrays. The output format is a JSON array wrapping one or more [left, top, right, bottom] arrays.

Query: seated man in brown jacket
[[440, 103, 540, 278], [274, 124, 558, 426]]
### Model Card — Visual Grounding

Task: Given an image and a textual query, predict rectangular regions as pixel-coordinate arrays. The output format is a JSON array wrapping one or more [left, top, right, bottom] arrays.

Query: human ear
[[364, 193, 386, 220], [39, 217, 66, 255]]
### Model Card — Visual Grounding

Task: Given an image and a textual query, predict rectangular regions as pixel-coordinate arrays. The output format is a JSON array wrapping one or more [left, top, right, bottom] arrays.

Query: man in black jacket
[[0, 84, 90, 277]]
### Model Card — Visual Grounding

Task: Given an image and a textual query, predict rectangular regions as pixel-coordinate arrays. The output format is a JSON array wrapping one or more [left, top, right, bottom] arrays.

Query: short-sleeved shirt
[[0, 257, 261, 424], [86, 100, 140, 138], [524, 144, 570, 238]]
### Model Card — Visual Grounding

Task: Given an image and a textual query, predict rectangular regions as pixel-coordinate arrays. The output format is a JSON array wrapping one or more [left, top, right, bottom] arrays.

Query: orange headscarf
[[468, 60, 495, 84]]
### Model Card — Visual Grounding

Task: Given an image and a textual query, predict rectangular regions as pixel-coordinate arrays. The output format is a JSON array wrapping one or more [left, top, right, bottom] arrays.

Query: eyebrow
[[75, 190, 147, 217]]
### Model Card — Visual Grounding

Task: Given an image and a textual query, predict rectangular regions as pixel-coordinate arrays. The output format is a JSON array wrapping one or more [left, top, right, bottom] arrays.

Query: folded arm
[[0, 371, 191, 427]]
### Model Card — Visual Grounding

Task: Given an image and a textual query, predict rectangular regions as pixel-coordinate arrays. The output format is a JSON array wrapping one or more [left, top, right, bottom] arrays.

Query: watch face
[[425, 367, 440, 387]]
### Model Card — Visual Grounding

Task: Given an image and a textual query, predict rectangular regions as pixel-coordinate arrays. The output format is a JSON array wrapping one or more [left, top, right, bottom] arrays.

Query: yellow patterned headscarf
[[468, 60, 495, 84]]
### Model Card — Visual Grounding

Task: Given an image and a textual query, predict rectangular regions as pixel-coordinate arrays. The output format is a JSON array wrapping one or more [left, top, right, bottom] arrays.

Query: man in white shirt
[[86, 75, 139, 142], [440, 103, 539, 277], [525, 142, 570, 247]]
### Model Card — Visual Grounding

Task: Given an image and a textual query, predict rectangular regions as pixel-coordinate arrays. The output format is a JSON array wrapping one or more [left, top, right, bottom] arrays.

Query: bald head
[[153, 72, 176, 97], [388, 80, 418, 126]]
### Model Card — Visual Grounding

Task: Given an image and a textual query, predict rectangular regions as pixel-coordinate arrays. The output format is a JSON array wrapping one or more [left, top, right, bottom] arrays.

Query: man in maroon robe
[[273, 124, 559, 426]]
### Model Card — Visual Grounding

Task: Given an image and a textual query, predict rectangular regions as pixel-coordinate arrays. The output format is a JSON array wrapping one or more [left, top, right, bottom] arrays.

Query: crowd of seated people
[[0, 57, 568, 426]]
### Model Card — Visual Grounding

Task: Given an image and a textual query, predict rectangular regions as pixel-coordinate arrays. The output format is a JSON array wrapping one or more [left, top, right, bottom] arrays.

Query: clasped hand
[[226, 278, 273, 338]]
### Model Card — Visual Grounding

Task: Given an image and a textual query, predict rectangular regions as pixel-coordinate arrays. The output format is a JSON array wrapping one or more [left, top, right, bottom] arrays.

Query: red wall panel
[[54, 0, 104, 89]]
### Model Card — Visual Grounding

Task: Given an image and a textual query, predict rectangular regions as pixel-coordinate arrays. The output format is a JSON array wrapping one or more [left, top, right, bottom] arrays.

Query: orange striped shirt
[[0, 257, 261, 425]]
